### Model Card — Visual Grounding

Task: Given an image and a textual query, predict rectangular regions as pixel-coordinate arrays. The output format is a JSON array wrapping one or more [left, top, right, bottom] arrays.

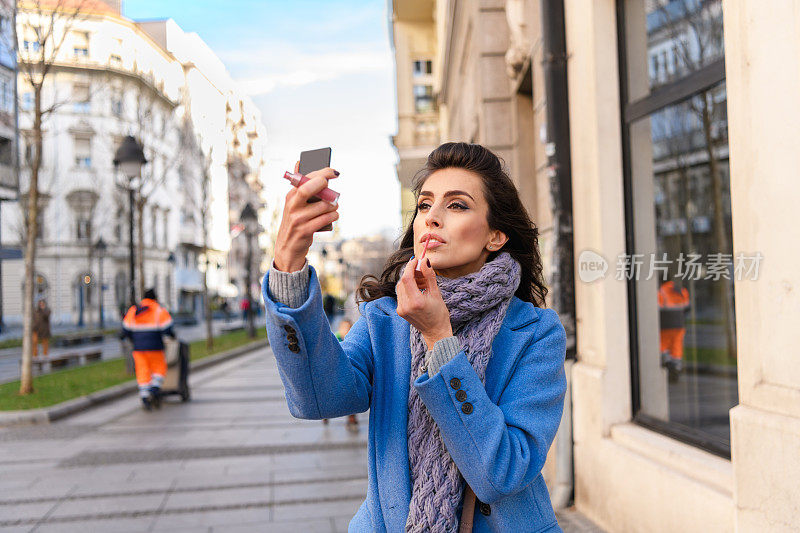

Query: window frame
[[616, 0, 731, 459]]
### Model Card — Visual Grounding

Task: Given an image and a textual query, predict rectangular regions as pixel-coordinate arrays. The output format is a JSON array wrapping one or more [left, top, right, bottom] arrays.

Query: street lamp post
[[113, 136, 147, 307], [94, 237, 107, 329], [240, 203, 258, 338], [167, 252, 176, 311]]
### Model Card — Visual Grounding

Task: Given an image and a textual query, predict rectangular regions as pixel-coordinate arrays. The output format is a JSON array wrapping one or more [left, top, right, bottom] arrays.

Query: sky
[[123, 0, 402, 241]]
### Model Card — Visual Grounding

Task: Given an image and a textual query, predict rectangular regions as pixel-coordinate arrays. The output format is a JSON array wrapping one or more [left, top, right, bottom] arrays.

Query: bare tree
[[130, 89, 181, 299], [14, 0, 99, 395]]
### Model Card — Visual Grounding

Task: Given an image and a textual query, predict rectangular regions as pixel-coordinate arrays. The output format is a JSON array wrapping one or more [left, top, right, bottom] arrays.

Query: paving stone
[[47, 494, 165, 519], [31, 517, 154, 532], [163, 486, 271, 510], [273, 478, 366, 504], [271, 498, 364, 522], [0, 501, 59, 526], [149, 507, 272, 530]]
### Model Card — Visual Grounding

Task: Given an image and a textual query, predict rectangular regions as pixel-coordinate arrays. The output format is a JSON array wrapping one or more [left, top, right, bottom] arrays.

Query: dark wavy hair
[[355, 142, 548, 307]]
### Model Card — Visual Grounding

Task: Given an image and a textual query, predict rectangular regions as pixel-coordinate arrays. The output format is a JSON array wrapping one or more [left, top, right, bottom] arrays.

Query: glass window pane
[[629, 80, 737, 448], [624, 0, 724, 101]]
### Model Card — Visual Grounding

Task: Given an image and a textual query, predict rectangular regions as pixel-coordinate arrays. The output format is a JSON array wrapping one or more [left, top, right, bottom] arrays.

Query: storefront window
[[619, 0, 736, 456]]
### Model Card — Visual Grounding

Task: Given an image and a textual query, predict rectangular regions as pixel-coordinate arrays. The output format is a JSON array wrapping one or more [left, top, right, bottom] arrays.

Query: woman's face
[[413, 168, 507, 278]]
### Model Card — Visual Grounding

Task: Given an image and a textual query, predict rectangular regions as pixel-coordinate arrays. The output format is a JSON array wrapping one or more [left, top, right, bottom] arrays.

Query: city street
[[0, 344, 601, 532]]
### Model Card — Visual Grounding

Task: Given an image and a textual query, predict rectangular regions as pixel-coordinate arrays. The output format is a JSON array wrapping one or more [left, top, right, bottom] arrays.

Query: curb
[[0, 339, 267, 428]]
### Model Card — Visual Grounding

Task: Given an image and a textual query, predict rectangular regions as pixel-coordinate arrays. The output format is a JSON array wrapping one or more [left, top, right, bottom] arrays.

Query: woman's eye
[[416, 202, 467, 210]]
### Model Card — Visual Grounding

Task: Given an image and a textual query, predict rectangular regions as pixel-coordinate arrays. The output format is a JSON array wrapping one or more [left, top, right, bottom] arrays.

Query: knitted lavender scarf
[[405, 251, 521, 532]]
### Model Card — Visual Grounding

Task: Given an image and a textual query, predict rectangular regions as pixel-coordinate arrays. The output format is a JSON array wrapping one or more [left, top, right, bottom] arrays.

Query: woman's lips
[[425, 240, 445, 249]]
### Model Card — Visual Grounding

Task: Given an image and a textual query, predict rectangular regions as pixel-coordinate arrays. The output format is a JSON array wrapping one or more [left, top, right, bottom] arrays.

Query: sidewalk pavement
[[0, 344, 604, 532], [0, 316, 266, 385]]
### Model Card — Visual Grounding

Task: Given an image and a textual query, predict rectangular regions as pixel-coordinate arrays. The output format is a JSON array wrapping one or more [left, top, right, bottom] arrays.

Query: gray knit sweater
[[267, 260, 462, 376]]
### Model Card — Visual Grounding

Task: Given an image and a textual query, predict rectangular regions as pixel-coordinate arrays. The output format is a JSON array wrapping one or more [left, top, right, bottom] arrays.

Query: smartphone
[[299, 147, 334, 231]]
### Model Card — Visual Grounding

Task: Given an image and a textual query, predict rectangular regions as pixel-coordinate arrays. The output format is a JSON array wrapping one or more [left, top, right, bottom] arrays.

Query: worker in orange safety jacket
[[121, 288, 176, 410], [658, 278, 690, 373]]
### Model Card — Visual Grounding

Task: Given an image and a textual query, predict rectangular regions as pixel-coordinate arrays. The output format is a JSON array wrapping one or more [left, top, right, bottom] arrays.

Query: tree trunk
[[20, 88, 44, 395], [136, 197, 145, 298], [700, 91, 736, 360], [203, 255, 213, 350]]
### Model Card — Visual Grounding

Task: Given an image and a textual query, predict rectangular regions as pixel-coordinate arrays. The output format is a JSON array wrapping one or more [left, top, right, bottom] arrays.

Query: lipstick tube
[[283, 171, 340, 206]]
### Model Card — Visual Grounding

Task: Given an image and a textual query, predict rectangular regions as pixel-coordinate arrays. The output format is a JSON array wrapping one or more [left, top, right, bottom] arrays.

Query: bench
[[30, 350, 103, 373], [53, 332, 105, 348], [220, 325, 245, 334]]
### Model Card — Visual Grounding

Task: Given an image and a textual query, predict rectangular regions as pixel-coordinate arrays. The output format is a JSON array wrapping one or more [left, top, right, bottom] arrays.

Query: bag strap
[[459, 484, 477, 532]]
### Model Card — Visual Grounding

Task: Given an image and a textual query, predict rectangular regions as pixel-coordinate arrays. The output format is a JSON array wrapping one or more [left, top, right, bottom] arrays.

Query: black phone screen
[[298, 147, 333, 231]]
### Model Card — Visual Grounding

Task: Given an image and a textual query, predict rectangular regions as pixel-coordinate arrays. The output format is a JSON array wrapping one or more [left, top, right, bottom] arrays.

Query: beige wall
[[724, 1, 800, 531], [566, 0, 800, 531]]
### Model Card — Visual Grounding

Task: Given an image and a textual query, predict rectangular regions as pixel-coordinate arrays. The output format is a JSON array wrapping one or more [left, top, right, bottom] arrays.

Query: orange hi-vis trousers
[[660, 328, 686, 359], [132, 350, 167, 387]]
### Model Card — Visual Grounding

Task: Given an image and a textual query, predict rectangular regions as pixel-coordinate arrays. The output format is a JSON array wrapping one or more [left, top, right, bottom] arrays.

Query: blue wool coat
[[262, 265, 567, 532]]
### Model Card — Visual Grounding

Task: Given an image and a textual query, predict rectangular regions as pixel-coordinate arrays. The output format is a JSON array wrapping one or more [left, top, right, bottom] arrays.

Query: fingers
[[288, 196, 337, 226], [305, 167, 339, 180], [294, 160, 300, 173], [419, 257, 440, 294], [300, 208, 339, 234], [294, 171, 338, 203]]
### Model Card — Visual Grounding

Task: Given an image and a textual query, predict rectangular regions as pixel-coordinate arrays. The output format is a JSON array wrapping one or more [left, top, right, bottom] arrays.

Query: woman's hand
[[396, 256, 453, 350], [273, 161, 340, 272]]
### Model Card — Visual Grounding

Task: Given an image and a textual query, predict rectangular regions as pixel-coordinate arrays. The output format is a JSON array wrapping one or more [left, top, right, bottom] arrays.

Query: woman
[[262, 143, 567, 532]]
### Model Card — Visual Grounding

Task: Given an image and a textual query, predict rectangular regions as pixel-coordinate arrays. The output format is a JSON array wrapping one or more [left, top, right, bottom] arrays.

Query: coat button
[[461, 402, 473, 415], [283, 325, 296, 334], [455, 389, 467, 402], [479, 502, 491, 516], [288, 343, 300, 353], [450, 378, 461, 390], [287, 334, 298, 343]]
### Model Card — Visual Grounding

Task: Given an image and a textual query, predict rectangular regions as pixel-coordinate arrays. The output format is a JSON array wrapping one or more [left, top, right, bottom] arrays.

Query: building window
[[109, 54, 122, 67], [75, 215, 91, 241], [23, 40, 40, 53], [73, 137, 92, 168], [413, 84, 434, 113], [0, 77, 13, 114], [111, 88, 123, 117], [413, 59, 432, 76], [72, 31, 89, 58], [72, 82, 90, 113], [151, 207, 158, 248], [22, 92, 33, 111], [619, 0, 734, 457], [162, 209, 169, 248]]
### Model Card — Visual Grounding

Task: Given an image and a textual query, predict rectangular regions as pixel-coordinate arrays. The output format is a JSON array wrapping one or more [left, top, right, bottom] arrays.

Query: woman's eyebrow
[[419, 190, 475, 201]]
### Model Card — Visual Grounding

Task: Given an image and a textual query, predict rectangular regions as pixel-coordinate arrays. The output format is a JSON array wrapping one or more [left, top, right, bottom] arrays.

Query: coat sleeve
[[262, 264, 374, 420], [412, 308, 567, 504]]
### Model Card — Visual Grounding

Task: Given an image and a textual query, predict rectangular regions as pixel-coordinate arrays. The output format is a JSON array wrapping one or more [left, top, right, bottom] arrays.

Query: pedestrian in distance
[[32, 299, 51, 358], [321, 318, 359, 432], [121, 288, 176, 411], [263, 143, 567, 531], [240, 297, 251, 323]]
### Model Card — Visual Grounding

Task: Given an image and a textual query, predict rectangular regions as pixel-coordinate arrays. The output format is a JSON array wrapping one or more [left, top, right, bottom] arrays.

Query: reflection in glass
[[630, 81, 736, 448], [626, 0, 725, 101]]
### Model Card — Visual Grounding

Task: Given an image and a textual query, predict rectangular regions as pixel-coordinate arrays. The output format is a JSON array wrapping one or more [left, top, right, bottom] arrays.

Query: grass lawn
[[684, 346, 737, 367], [0, 327, 266, 411]]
